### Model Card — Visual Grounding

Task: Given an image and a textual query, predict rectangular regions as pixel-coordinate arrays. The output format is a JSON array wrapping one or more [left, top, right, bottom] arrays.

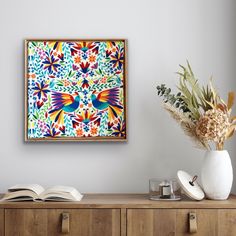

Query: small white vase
[[201, 150, 233, 200]]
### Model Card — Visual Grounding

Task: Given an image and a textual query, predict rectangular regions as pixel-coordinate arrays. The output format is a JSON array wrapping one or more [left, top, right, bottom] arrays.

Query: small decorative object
[[159, 180, 171, 199], [157, 62, 235, 200], [25, 39, 127, 141], [177, 170, 205, 201], [149, 178, 181, 201]]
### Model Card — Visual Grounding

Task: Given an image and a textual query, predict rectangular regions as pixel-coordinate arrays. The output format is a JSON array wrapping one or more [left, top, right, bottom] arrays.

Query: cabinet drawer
[[218, 209, 236, 235], [0, 209, 3, 236], [5, 209, 120, 236], [177, 209, 236, 236], [176, 209, 218, 235], [127, 209, 176, 236], [127, 209, 236, 236]]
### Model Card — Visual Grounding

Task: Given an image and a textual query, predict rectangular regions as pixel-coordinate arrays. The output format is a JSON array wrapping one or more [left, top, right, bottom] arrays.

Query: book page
[[8, 184, 45, 195], [1, 190, 38, 201], [40, 185, 83, 201]]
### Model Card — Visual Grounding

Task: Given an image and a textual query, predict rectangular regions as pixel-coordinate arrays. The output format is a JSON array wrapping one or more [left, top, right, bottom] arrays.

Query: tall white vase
[[201, 150, 233, 200]]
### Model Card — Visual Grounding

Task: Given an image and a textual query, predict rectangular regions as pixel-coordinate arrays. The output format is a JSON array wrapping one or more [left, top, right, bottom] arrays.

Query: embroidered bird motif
[[91, 87, 123, 120], [49, 91, 80, 125]]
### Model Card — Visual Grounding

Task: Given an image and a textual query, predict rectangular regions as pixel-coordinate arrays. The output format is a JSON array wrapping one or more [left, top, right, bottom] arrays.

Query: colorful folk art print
[[25, 40, 127, 141]]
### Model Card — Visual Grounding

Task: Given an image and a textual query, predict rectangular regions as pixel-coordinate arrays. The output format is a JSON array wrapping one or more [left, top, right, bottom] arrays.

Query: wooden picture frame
[[25, 39, 127, 141]]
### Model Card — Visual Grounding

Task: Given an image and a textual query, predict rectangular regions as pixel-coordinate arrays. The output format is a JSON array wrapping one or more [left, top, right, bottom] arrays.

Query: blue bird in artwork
[[49, 91, 80, 125], [91, 87, 123, 120]]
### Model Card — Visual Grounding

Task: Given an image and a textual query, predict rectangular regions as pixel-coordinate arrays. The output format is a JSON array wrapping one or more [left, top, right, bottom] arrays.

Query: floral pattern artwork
[[26, 40, 127, 141]]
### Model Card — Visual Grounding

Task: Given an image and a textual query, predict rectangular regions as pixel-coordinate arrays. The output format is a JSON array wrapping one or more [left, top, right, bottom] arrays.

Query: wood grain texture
[[47, 209, 121, 236], [2, 195, 236, 236], [218, 209, 236, 236], [0, 194, 236, 209], [127, 209, 226, 236], [0, 210, 4, 236], [127, 209, 176, 236], [5, 209, 120, 236], [176, 209, 218, 236], [5, 209, 47, 236], [121, 209, 127, 236]]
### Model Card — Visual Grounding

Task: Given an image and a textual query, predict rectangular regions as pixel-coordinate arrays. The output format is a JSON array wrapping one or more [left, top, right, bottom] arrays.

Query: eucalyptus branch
[[156, 84, 190, 113]]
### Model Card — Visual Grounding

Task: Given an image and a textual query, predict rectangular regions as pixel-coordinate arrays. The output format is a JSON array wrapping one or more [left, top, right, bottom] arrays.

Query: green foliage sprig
[[156, 84, 190, 113]]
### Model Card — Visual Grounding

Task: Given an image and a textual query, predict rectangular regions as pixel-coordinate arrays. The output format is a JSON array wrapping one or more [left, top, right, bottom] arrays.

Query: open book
[[1, 184, 83, 202]]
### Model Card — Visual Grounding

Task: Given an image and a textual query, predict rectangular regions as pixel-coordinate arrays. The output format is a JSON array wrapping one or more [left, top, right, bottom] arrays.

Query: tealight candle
[[159, 181, 171, 199]]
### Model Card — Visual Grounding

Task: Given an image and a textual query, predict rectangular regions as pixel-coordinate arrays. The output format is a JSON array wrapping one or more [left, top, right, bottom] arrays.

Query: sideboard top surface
[[0, 194, 236, 209]]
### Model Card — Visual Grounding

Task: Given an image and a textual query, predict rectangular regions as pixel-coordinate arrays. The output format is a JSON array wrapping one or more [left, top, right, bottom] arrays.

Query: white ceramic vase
[[201, 150, 233, 200]]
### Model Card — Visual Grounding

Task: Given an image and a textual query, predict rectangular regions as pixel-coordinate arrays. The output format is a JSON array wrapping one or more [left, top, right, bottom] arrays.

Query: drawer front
[[47, 209, 120, 236], [5, 209, 47, 236], [177, 209, 236, 236], [176, 209, 218, 236], [0, 209, 4, 236], [218, 209, 236, 236], [5, 209, 120, 236], [127, 209, 236, 236], [127, 209, 176, 236]]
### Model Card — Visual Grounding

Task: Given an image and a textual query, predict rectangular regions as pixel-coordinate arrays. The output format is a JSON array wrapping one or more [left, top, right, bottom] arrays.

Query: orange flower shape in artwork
[[74, 56, 81, 64], [100, 77, 107, 84], [76, 128, 83, 137], [91, 127, 98, 135], [28, 73, 36, 79], [63, 80, 70, 87], [89, 55, 96, 63]]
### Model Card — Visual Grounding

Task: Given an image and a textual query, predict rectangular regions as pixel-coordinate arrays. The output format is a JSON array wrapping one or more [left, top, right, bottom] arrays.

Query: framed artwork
[[25, 39, 127, 141]]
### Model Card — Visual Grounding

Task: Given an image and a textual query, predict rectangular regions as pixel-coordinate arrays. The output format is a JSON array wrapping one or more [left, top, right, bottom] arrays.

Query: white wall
[[0, 0, 235, 193]]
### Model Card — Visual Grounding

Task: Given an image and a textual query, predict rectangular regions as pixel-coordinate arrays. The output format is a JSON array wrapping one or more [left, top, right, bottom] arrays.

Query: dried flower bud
[[196, 109, 230, 144]]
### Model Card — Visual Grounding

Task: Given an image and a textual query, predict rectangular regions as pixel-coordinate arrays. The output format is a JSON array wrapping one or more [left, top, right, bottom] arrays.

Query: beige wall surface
[[0, 0, 235, 193]]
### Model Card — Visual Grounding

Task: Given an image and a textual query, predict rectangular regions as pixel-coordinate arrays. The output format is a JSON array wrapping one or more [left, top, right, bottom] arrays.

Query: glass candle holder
[[149, 178, 181, 200]]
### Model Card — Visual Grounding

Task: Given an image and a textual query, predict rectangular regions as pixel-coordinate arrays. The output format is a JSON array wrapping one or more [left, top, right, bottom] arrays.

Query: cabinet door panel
[[127, 209, 176, 236], [218, 210, 236, 236], [5, 209, 120, 236], [176, 209, 218, 236], [127, 209, 223, 236], [5, 209, 47, 236], [0, 209, 4, 236], [47, 209, 120, 236]]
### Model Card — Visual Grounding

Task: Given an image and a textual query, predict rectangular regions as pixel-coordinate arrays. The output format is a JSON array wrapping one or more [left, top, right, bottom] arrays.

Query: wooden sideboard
[[0, 194, 236, 236]]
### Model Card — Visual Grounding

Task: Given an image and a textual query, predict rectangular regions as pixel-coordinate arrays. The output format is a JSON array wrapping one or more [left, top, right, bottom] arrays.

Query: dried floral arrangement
[[157, 62, 236, 150]]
